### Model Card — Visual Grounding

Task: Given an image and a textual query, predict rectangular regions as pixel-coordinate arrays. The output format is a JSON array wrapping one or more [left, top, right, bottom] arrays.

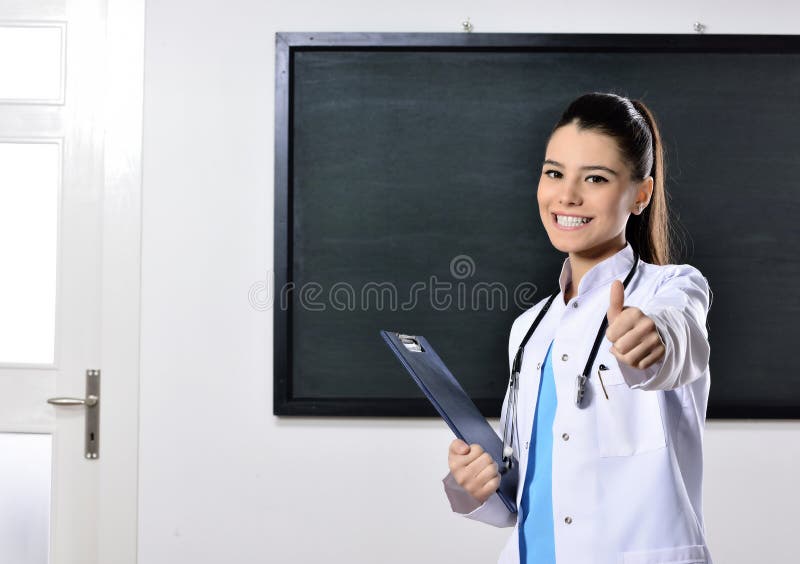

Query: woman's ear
[[633, 176, 654, 214]]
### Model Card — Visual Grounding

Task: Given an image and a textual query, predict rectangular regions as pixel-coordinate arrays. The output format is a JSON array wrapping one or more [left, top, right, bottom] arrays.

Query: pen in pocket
[[598, 364, 610, 400]]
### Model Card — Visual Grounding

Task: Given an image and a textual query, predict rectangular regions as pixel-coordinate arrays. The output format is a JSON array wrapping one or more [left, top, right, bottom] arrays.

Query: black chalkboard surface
[[273, 32, 800, 418]]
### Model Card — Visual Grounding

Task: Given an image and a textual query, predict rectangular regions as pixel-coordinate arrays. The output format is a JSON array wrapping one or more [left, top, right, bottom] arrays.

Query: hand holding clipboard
[[447, 437, 504, 507], [380, 330, 518, 513]]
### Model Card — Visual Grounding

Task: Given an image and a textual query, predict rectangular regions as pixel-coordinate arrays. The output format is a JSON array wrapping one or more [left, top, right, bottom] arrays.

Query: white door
[[0, 0, 143, 562]]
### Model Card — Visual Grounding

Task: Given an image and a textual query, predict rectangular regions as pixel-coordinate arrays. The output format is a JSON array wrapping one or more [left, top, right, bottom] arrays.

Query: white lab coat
[[442, 242, 713, 564]]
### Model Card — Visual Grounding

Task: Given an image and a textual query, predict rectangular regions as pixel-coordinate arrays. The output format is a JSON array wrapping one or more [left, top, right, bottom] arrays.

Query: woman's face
[[537, 121, 652, 259]]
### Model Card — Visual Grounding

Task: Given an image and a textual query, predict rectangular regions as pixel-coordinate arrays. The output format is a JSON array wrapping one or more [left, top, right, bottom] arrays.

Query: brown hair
[[548, 92, 676, 265]]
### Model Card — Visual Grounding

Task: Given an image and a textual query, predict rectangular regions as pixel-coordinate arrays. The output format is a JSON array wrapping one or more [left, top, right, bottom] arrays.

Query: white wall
[[139, 2, 800, 563]]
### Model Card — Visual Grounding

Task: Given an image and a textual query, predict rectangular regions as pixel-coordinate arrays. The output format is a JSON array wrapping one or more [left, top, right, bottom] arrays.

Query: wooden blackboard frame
[[273, 31, 800, 418]]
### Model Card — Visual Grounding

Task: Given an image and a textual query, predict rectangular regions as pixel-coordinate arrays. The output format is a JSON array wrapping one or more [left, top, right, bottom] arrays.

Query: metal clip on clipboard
[[397, 333, 425, 353]]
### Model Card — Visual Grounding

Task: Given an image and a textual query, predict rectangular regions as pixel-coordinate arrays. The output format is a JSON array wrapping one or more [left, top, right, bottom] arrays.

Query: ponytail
[[628, 99, 674, 265]]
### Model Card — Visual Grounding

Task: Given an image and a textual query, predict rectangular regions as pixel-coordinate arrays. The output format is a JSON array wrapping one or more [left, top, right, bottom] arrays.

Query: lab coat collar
[[558, 241, 636, 298]]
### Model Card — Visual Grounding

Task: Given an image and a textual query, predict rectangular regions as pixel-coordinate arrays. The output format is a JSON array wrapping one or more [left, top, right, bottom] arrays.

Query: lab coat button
[[536, 362, 541, 370], [565, 516, 573, 524], [572, 301, 578, 308], [524, 441, 529, 450], [561, 354, 569, 361], [562, 433, 569, 441]]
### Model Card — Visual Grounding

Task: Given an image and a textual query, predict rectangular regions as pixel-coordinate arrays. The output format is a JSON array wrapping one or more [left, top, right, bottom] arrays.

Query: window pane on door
[[0, 433, 52, 564], [0, 142, 60, 365], [0, 25, 64, 102]]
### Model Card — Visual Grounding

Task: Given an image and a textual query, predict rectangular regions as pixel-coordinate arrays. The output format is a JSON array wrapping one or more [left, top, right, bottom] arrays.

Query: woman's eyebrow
[[542, 159, 618, 176]]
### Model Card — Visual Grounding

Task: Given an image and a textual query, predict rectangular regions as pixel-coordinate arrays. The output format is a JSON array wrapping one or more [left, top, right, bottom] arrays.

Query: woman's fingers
[[447, 440, 502, 502], [465, 451, 496, 479], [477, 474, 502, 499], [449, 441, 483, 471], [608, 312, 665, 369], [449, 438, 470, 456]]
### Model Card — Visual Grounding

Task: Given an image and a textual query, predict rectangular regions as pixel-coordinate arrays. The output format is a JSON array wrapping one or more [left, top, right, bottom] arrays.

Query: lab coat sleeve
[[617, 263, 712, 391], [441, 470, 516, 528]]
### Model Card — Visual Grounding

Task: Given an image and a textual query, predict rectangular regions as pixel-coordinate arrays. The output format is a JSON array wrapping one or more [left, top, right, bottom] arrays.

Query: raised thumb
[[607, 280, 625, 324]]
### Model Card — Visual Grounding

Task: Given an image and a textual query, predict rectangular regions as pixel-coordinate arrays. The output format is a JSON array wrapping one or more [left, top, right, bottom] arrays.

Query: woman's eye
[[544, 169, 561, 179], [586, 175, 607, 183]]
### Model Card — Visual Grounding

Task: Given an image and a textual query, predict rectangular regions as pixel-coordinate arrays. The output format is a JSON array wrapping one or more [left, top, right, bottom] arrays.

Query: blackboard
[[273, 32, 800, 418]]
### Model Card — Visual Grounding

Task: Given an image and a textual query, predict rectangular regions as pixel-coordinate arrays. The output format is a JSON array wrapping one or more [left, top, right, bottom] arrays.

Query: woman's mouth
[[552, 213, 593, 230]]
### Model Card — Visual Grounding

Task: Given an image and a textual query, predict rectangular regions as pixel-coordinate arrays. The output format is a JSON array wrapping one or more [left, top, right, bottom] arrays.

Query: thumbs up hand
[[605, 280, 666, 370]]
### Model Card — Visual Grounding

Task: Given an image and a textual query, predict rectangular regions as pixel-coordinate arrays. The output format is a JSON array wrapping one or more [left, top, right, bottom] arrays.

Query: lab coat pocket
[[622, 543, 707, 564], [594, 359, 666, 457]]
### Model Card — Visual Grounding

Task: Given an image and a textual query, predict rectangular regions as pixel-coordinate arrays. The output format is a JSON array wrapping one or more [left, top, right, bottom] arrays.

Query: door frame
[[96, 0, 144, 561]]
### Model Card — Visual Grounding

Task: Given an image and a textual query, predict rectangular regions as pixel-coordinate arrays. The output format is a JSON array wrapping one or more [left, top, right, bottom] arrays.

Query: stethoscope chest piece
[[574, 374, 588, 407]]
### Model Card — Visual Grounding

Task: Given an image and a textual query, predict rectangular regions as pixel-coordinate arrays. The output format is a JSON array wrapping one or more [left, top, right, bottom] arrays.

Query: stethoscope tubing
[[501, 249, 640, 472]]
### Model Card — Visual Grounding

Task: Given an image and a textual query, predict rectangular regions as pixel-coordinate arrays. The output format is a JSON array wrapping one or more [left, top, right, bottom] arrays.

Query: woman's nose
[[558, 178, 582, 205]]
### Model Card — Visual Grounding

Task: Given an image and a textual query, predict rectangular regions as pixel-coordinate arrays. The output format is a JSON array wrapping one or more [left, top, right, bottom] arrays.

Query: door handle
[[47, 395, 98, 407], [46, 369, 101, 459]]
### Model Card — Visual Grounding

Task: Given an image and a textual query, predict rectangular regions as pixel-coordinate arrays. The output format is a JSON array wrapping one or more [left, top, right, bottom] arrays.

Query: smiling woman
[[538, 120, 655, 301], [442, 92, 713, 564]]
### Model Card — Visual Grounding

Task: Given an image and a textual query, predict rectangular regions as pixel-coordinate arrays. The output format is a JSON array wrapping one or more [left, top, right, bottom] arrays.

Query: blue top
[[519, 339, 557, 564]]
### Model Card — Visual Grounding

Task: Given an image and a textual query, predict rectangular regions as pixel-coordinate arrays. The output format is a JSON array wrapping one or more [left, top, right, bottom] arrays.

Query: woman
[[442, 92, 713, 564]]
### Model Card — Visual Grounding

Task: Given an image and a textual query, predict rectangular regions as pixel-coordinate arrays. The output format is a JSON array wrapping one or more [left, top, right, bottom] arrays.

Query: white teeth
[[556, 214, 591, 227]]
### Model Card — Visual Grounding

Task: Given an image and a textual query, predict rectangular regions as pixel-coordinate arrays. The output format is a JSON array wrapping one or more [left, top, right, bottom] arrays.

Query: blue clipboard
[[380, 330, 518, 514]]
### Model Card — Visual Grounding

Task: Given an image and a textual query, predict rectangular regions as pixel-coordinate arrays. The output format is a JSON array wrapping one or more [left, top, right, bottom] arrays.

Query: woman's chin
[[544, 232, 587, 254]]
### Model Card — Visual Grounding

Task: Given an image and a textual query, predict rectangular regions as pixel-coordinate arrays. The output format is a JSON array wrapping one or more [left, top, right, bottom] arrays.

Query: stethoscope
[[500, 249, 640, 473]]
